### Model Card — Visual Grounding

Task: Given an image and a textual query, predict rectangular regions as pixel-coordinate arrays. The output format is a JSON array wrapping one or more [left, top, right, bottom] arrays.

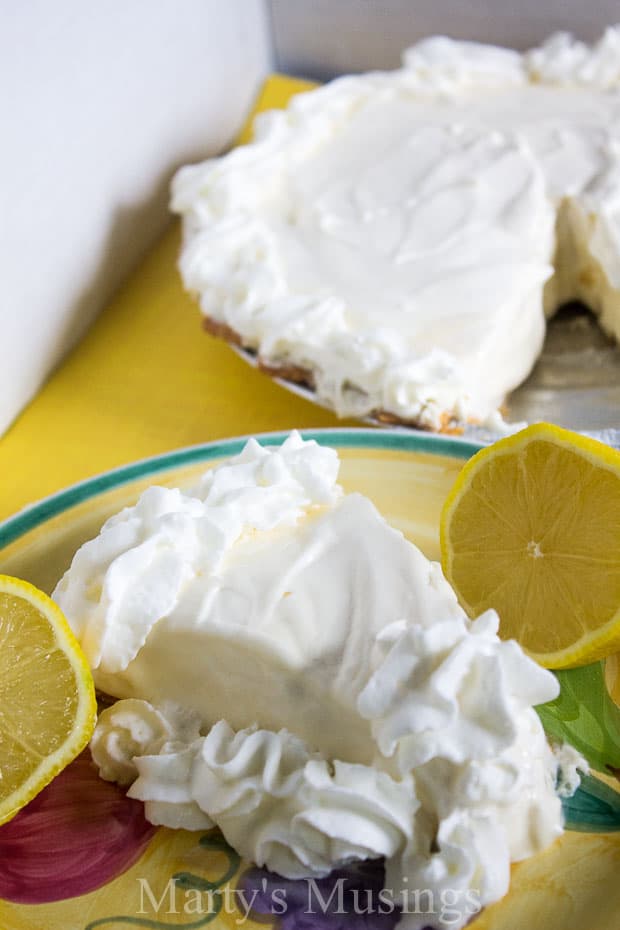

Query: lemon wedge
[[440, 422, 620, 669], [0, 575, 96, 825]]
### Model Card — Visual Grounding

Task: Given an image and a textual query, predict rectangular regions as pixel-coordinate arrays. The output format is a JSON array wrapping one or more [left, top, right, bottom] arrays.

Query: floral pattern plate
[[1, 428, 619, 930]]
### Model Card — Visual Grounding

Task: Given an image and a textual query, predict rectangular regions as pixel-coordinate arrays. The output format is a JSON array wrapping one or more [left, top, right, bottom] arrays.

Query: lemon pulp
[[0, 576, 96, 825], [441, 423, 620, 668]]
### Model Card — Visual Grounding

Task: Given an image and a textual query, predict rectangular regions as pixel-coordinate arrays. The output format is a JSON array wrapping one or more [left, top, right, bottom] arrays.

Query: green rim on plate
[[0, 428, 479, 550]]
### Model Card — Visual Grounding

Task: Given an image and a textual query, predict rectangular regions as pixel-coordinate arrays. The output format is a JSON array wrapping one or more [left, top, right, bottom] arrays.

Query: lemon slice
[[440, 423, 620, 669], [0, 575, 96, 825]]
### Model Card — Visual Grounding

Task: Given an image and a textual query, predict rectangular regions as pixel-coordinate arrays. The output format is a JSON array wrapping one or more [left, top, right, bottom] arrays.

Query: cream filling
[[55, 434, 465, 765]]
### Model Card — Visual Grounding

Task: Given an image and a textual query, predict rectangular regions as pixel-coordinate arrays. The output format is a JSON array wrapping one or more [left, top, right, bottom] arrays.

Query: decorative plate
[[1, 428, 619, 930]]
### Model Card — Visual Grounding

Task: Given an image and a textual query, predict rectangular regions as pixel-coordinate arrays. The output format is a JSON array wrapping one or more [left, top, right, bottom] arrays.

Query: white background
[[0, 0, 272, 436]]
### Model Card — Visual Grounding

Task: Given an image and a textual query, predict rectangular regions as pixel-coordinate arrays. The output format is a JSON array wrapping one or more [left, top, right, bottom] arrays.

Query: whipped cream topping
[[126, 717, 417, 879], [171, 28, 620, 429], [90, 698, 204, 784], [54, 435, 578, 929], [53, 432, 340, 674], [402, 36, 525, 89], [357, 610, 557, 770], [92, 645, 563, 929], [526, 28, 620, 88], [55, 433, 465, 765]]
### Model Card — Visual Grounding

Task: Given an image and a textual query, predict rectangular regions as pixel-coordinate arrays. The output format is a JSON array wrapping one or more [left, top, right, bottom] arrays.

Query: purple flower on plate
[[0, 750, 157, 904], [238, 859, 408, 930]]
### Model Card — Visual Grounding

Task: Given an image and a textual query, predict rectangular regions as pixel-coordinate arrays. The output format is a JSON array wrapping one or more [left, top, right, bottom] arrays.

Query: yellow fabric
[[0, 75, 357, 522]]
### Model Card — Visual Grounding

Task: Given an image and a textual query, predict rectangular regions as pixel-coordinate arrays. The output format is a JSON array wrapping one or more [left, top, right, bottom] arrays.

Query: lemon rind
[[440, 423, 620, 670], [0, 575, 97, 826]]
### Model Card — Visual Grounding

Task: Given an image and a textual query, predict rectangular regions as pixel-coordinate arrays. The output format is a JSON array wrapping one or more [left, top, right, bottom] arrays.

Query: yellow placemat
[[0, 75, 356, 523]]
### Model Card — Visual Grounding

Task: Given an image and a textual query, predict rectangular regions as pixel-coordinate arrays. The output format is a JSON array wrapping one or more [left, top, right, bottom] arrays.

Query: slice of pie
[[53, 433, 577, 929]]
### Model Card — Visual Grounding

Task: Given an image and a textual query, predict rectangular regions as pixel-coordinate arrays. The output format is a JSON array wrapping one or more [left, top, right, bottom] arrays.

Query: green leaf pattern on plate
[[536, 661, 620, 832], [84, 834, 239, 930], [536, 662, 620, 775]]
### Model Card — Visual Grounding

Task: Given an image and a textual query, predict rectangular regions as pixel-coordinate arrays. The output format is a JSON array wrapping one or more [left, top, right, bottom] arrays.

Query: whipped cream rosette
[[54, 434, 578, 930]]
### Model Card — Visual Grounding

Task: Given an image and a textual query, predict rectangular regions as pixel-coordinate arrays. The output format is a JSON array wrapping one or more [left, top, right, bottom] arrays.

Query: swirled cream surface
[[171, 28, 620, 429], [54, 434, 579, 929]]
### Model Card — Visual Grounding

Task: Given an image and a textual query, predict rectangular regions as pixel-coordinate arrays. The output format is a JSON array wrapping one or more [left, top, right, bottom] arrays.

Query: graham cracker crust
[[202, 315, 464, 435]]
